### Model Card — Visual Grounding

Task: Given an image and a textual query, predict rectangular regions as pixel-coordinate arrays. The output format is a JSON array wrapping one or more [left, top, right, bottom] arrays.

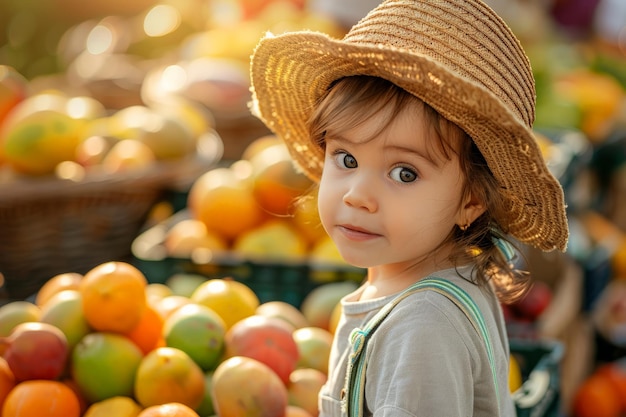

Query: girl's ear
[[458, 192, 486, 227]]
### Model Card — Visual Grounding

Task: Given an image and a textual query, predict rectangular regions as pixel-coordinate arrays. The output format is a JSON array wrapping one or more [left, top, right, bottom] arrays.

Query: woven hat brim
[[250, 31, 568, 252]]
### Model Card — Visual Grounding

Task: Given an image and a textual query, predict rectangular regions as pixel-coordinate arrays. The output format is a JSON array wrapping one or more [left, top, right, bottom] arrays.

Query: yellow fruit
[[164, 219, 228, 258], [188, 167, 266, 242], [232, 219, 308, 261], [509, 354, 523, 393], [190, 278, 259, 329], [101, 139, 156, 173], [134, 347, 205, 410], [83, 396, 142, 417], [1, 109, 83, 175]]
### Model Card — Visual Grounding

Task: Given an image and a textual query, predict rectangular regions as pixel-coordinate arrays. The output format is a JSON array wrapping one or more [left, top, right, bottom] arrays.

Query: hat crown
[[343, 0, 536, 127]]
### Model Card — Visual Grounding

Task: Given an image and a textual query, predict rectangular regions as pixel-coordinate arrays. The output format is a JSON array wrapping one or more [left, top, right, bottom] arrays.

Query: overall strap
[[342, 277, 500, 417]]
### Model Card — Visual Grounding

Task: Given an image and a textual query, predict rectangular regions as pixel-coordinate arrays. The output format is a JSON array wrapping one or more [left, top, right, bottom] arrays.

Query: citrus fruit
[[573, 373, 622, 417], [2, 380, 81, 417], [162, 303, 226, 371], [124, 303, 165, 355], [232, 219, 308, 261], [0, 301, 41, 337], [187, 167, 265, 242], [249, 143, 314, 216], [137, 402, 200, 417], [39, 289, 91, 350], [71, 332, 144, 403], [35, 272, 83, 307], [83, 396, 143, 417], [0, 357, 16, 412], [79, 261, 148, 333], [134, 347, 205, 410], [190, 278, 260, 329]]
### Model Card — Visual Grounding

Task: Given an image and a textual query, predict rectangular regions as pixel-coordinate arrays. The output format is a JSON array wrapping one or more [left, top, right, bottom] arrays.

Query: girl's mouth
[[337, 224, 381, 241]]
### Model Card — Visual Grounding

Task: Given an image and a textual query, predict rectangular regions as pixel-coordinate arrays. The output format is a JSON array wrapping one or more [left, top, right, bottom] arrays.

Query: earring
[[459, 223, 470, 231]]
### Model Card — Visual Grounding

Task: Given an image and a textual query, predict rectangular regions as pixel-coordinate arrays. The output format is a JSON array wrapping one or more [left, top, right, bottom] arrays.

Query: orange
[[35, 272, 83, 307], [124, 303, 165, 355], [137, 402, 200, 417], [2, 380, 81, 417], [190, 278, 260, 329], [249, 143, 314, 216], [80, 261, 148, 333], [187, 167, 265, 242], [0, 357, 16, 412], [572, 373, 622, 417]]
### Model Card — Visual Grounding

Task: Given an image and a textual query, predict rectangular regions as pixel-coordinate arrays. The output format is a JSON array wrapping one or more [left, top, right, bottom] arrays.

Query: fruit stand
[[1, 1, 626, 416]]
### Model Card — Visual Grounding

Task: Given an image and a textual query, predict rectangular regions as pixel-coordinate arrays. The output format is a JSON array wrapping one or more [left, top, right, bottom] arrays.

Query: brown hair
[[308, 76, 529, 302]]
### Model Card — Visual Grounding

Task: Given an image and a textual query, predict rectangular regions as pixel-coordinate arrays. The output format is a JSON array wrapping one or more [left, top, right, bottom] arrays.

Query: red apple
[[225, 315, 299, 384], [0, 322, 69, 381]]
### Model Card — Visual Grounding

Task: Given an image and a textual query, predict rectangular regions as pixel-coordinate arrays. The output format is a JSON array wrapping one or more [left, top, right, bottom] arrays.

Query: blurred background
[[0, 1, 625, 416]]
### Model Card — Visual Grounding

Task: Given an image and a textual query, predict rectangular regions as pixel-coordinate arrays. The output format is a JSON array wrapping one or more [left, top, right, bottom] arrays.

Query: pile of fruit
[[0, 260, 359, 417], [0, 64, 222, 181], [150, 134, 349, 267]]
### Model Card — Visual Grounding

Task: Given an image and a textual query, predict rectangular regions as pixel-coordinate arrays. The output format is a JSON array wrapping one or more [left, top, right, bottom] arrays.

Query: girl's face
[[318, 100, 482, 278]]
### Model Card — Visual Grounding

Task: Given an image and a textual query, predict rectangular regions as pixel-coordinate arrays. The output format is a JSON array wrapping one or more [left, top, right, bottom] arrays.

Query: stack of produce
[[0, 260, 359, 417]]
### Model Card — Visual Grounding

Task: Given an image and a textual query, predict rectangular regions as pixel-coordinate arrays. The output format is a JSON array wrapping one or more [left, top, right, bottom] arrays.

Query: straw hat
[[250, 0, 568, 252]]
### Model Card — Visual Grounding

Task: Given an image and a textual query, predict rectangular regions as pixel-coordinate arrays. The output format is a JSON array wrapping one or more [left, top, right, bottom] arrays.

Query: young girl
[[250, 0, 569, 415]]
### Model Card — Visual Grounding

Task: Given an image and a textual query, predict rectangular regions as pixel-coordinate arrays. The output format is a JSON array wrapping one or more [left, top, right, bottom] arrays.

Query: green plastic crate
[[131, 211, 366, 308], [511, 338, 564, 417]]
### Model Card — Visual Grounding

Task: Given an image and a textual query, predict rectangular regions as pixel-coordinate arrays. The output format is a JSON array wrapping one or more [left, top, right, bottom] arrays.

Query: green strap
[[342, 277, 500, 417]]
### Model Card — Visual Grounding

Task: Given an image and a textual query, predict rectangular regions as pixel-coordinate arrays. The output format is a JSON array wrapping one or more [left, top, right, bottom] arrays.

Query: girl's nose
[[342, 174, 378, 212]]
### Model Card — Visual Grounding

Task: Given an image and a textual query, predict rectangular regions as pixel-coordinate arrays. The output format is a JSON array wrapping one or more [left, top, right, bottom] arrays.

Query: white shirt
[[319, 266, 516, 416]]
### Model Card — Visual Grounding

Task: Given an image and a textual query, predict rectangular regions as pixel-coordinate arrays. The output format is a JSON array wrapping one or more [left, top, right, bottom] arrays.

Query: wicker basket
[[0, 131, 223, 302]]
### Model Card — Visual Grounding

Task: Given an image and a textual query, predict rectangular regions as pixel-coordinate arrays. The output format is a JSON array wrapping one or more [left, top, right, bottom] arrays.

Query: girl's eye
[[390, 166, 417, 183], [335, 152, 358, 169]]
